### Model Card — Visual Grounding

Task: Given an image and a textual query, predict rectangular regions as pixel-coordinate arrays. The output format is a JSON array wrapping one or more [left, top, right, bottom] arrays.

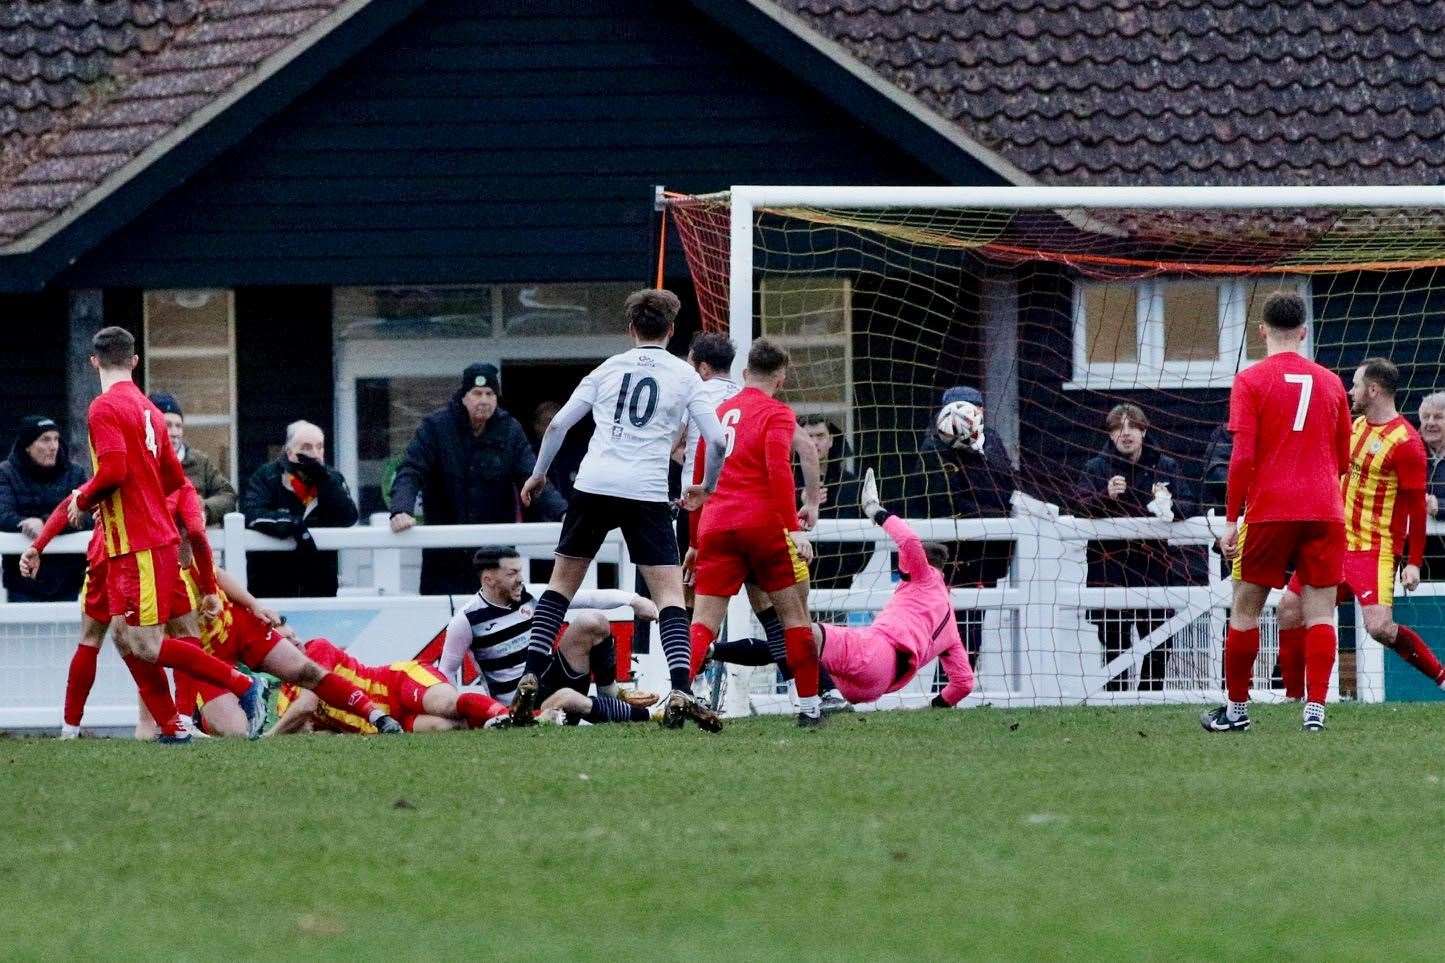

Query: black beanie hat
[[16, 415, 60, 453], [459, 362, 500, 398], [149, 392, 183, 416]]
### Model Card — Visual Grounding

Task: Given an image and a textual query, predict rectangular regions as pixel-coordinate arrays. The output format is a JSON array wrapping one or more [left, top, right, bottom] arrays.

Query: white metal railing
[[0, 502, 1435, 728]]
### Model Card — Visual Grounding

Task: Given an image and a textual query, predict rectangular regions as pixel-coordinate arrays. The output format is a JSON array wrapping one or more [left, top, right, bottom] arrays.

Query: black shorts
[[555, 491, 680, 566], [538, 649, 590, 701]]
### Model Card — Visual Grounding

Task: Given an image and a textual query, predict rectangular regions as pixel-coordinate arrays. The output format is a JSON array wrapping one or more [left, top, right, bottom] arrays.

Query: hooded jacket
[[0, 427, 90, 599], [1075, 442, 1198, 587]]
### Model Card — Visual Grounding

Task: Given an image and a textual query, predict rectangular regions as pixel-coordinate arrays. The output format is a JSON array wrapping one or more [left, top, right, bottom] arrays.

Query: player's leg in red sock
[[310, 671, 377, 716], [63, 643, 101, 728], [784, 625, 819, 699], [689, 622, 715, 679], [154, 636, 252, 697], [121, 654, 182, 737], [1277, 627, 1306, 700], [1223, 626, 1260, 704], [1391, 624, 1445, 685], [456, 691, 507, 727], [1303, 623, 1337, 705]]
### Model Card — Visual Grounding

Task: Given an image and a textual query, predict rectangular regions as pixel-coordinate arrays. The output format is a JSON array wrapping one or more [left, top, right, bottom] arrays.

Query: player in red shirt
[[1274, 358, 1442, 704], [1204, 293, 1353, 733], [685, 339, 825, 727], [20, 327, 263, 741], [268, 639, 510, 734]]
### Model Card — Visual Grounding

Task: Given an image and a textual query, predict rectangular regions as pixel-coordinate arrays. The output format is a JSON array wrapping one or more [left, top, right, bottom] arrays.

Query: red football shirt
[[82, 381, 187, 558], [698, 386, 799, 536], [1226, 352, 1352, 523]]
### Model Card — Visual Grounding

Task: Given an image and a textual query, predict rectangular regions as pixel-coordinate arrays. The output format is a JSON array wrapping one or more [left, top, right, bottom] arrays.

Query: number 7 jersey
[[1226, 351, 1352, 523], [569, 345, 713, 503]]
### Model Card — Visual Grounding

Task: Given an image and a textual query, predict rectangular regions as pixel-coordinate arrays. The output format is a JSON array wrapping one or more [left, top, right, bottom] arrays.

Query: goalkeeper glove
[[860, 467, 882, 520]]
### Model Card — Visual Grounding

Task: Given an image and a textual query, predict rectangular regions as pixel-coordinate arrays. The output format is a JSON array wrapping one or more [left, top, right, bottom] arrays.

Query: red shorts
[[188, 608, 286, 708], [1287, 547, 1397, 607], [694, 525, 809, 596], [1232, 520, 1344, 590], [383, 661, 449, 731], [104, 542, 186, 627], [81, 561, 109, 623]]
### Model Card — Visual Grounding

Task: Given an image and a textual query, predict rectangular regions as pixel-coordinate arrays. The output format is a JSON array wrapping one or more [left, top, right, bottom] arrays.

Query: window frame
[[1066, 276, 1312, 390]]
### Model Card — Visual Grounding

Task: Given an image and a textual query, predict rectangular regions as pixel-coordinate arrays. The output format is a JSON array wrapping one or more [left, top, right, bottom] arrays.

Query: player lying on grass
[[1275, 357, 1444, 699], [268, 639, 512, 734], [799, 468, 974, 710], [437, 545, 656, 710], [170, 564, 405, 736]]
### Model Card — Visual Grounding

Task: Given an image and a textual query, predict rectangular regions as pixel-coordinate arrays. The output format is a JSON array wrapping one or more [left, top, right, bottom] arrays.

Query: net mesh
[[667, 191, 1445, 706]]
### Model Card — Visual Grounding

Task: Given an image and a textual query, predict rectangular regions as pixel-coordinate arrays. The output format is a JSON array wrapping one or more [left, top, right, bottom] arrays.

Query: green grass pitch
[[4, 704, 1443, 959]]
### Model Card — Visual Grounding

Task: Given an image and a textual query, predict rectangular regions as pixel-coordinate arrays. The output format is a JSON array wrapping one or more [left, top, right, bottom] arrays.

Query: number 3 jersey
[[1226, 351, 1352, 524], [569, 345, 713, 503], [86, 380, 187, 557]]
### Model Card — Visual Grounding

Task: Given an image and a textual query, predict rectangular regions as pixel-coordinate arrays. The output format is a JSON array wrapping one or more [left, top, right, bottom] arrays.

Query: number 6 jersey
[[1225, 351, 1352, 524], [568, 345, 715, 503]]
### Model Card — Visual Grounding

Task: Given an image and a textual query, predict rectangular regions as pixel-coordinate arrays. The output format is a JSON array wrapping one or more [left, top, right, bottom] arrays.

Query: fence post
[[370, 512, 402, 596], [222, 511, 248, 590]]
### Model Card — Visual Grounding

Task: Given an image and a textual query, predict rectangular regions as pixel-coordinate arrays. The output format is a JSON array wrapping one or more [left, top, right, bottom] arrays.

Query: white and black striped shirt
[[439, 587, 637, 704]]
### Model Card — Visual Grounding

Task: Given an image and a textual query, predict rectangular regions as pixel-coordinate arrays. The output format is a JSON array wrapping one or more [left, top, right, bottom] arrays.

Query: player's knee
[[296, 661, 326, 687], [1366, 617, 1396, 644], [576, 610, 610, 639]]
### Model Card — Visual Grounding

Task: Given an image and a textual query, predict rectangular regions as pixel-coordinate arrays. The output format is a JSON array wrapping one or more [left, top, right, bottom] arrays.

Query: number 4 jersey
[[1226, 351, 1352, 524], [569, 345, 714, 503], [85, 380, 188, 558]]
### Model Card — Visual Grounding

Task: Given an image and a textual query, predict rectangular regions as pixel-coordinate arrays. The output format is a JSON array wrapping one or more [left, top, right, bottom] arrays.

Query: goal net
[[664, 186, 1445, 709]]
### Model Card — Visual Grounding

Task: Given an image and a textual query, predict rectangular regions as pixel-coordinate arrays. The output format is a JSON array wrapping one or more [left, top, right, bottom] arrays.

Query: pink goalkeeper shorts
[[819, 623, 912, 704]]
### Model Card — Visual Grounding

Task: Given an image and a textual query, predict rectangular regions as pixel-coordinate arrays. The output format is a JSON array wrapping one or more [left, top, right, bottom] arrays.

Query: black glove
[[249, 512, 298, 540], [289, 453, 329, 485], [930, 694, 949, 709]]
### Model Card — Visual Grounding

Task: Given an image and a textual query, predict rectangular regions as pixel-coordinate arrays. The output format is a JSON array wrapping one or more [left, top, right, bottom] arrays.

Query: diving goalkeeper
[[809, 469, 974, 708]]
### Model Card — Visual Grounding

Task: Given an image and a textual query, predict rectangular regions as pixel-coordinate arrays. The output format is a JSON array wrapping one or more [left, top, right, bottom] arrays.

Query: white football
[[935, 400, 982, 450]]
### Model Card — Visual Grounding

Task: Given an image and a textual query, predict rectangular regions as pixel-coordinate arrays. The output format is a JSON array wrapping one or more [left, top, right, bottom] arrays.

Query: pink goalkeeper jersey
[[873, 515, 973, 705]]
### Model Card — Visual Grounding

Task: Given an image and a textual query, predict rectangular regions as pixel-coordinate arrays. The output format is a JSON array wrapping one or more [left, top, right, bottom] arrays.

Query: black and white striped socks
[[658, 605, 692, 692], [522, 589, 570, 678]]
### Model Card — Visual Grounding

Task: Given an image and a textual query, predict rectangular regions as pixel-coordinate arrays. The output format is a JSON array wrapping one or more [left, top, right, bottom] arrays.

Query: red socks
[[457, 692, 507, 727], [122, 654, 181, 736], [312, 672, 376, 716], [688, 623, 715, 680], [784, 625, 819, 698], [1223, 626, 1260, 704], [1304, 623, 1336, 705], [156, 637, 252, 697], [63, 644, 100, 727], [1278, 627, 1306, 700], [1392, 625, 1445, 685]]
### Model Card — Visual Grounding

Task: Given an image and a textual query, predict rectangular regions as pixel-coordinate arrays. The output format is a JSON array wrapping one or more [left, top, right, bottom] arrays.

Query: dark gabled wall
[[0, 293, 68, 437], [57, 0, 962, 290]]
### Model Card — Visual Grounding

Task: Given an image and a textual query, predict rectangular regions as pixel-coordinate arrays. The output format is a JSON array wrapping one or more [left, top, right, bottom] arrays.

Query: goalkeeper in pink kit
[[812, 468, 974, 707]]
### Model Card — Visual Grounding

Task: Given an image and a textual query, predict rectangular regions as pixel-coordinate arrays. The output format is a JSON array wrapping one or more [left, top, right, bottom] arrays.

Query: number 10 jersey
[[569, 345, 712, 503]]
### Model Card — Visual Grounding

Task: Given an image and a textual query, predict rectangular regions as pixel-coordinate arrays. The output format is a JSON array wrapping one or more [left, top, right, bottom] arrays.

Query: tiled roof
[[0, 0, 351, 247], [774, 0, 1445, 185]]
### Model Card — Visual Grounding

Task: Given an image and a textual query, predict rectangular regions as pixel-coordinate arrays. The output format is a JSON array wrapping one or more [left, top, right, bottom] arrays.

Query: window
[[1068, 277, 1311, 389], [760, 276, 853, 435], [143, 289, 237, 484]]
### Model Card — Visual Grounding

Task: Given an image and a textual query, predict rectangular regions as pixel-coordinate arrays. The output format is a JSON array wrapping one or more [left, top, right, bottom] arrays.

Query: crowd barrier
[[0, 500, 1436, 730]]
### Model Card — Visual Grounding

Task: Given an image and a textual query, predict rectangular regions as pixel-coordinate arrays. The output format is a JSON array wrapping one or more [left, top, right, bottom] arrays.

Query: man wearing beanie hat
[[389, 361, 566, 594], [148, 392, 237, 525], [0, 416, 91, 602]]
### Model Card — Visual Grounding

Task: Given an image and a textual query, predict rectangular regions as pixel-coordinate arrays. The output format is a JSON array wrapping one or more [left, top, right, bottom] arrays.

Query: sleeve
[[388, 420, 433, 516], [1074, 456, 1111, 512], [570, 589, 636, 610], [73, 450, 127, 512], [882, 513, 929, 581], [188, 535, 218, 595], [316, 469, 359, 527], [200, 460, 237, 524], [533, 395, 592, 478], [240, 467, 279, 524], [937, 637, 975, 707], [439, 611, 473, 685], [29, 496, 74, 553], [765, 410, 800, 530], [1397, 437, 1429, 567], [1224, 379, 1257, 523], [0, 471, 20, 531], [157, 427, 188, 495]]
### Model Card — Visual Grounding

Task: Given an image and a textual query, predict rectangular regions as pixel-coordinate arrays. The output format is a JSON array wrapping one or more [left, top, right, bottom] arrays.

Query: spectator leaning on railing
[[1075, 403, 1197, 692], [148, 392, 237, 526], [1417, 391, 1445, 578], [389, 362, 567, 596], [241, 420, 358, 598], [0, 415, 91, 602]]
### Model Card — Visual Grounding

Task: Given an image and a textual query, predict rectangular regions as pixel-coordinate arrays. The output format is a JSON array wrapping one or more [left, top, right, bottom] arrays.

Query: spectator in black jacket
[[389, 362, 566, 595], [1075, 403, 1197, 691], [0, 416, 90, 602], [241, 420, 358, 598], [1200, 424, 1232, 514], [797, 416, 871, 589], [1417, 392, 1445, 578]]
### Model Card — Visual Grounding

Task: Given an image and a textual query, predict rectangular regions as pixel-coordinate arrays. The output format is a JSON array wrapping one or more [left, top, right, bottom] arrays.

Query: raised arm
[[764, 411, 800, 530], [792, 425, 822, 526], [692, 407, 728, 494], [859, 467, 929, 579], [531, 396, 592, 482]]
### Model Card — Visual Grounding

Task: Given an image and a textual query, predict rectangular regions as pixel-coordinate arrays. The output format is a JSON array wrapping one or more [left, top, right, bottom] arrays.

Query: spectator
[[881, 386, 1018, 668], [241, 420, 358, 597], [797, 415, 871, 588], [531, 400, 588, 503], [148, 392, 237, 526], [0, 415, 90, 602], [389, 362, 566, 595], [1075, 403, 1196, 691], [1417, 392, 1445, 578], [1200, 424, 1232, 514]]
